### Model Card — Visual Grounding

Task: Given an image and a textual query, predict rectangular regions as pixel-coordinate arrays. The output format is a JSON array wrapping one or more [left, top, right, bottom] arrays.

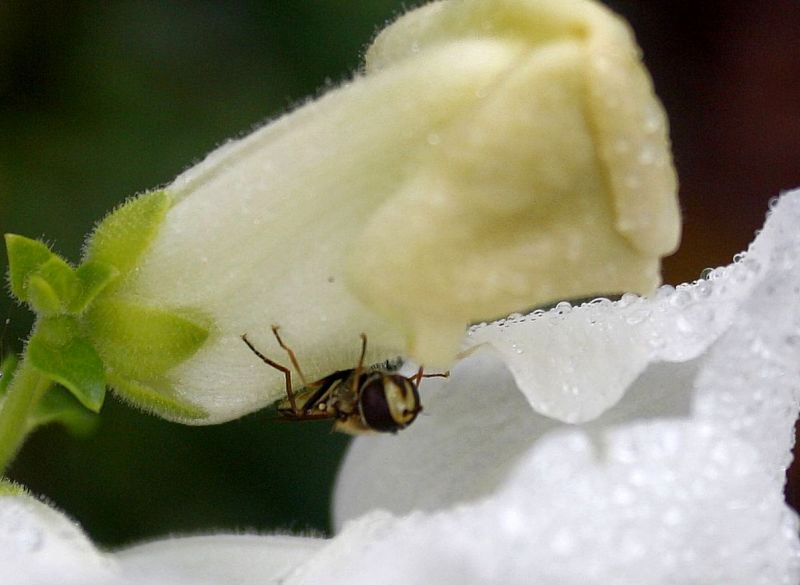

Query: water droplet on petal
[[553, 301, 573, 318]]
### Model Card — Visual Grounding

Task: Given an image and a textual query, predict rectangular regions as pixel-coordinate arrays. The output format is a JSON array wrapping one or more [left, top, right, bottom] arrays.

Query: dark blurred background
[[1, 1, 799, 547]]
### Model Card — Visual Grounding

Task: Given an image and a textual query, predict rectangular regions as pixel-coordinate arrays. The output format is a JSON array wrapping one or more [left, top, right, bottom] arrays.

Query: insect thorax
[[277, 369, 359, 417]]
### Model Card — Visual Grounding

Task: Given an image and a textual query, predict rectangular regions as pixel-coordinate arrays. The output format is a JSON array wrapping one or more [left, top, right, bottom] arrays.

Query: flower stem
[[0, 358, 51, 473]]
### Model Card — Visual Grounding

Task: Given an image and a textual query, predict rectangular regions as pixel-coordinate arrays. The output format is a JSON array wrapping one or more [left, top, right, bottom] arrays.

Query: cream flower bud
[[353, 0, 680, 361], [92, 0, 678, 422]]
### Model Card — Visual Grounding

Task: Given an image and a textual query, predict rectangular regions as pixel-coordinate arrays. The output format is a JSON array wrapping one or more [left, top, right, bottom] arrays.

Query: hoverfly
[[241, 326, 447, 434]]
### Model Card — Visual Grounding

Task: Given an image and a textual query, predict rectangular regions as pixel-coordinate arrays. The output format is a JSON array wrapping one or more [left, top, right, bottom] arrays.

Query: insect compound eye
[[358, 373, 421, 433]]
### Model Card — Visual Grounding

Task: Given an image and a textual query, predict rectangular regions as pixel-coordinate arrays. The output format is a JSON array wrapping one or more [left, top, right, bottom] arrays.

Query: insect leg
[[353, 333, 367, 394], [271, 325, 309, 387], [241, 334, 299, 413]]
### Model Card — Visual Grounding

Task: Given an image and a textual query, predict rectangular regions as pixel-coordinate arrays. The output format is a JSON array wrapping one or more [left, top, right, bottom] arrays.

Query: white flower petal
[[116, 534, 323, 585], [316, 423, 800, 585], [464, 190, 795, 423], [0, 495, 116, 585], [328, 191, 800, 583], [0, 494, 324, 585], [334, 348, 699, 524]]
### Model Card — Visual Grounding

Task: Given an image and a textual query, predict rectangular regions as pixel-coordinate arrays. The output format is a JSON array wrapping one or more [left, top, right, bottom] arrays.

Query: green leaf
[[83, 190, 171, 278], [69, 260, 120, 313], [4, 234, 58, 302], [85, 298, 210, 379], [28, 385, 99, 437], [107, 371, 208, 420], [28, 322, 106, 412], [2, 345, 98, 436]]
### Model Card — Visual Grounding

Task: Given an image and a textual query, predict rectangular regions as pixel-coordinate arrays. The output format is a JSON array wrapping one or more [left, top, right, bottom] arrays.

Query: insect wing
[[277, 369, 353, 419]]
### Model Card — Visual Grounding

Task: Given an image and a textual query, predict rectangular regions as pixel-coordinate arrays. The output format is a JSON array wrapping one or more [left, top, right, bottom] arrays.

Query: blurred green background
[[1, 0, 799, 547]]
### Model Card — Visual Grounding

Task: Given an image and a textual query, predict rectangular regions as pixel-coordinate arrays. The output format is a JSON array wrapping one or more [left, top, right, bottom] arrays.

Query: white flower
[[0, 493, 322, 585], [327, 190, 800, 585], [3, 190, 798, 585], [86, 0, 678, 423]]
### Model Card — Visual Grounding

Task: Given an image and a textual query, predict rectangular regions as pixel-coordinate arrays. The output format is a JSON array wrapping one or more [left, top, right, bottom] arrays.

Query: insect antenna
[[409, 367, 450, 387]]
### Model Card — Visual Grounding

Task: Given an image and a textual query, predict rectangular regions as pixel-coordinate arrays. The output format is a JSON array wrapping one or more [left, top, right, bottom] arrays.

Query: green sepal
[[25, 253, 82, 315], [83, 190, 171, 278], [0, 479, 28, 497], [107, 371, 208, 420], [32, 314, 76, 347], [28, 318, 106, 412], [86, 298, 210, 379], [0, 353, 19, 395], [28, 385, 100, 437], [26, 275, 63, 315], [4, 234, 59, 302], [69, 260, 120, 314], [32, 255, 80, 307], [5, 234, 121, 318]]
